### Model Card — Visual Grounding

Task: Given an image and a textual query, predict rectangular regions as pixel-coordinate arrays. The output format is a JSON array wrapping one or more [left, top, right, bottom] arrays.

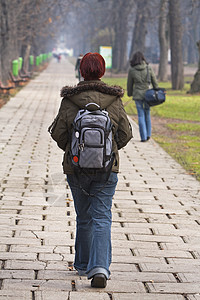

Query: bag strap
[[74, 153, 115, 197], [48, 113, 60, 134], [85, 102, 101, 111], [146, 65, 151, 88]]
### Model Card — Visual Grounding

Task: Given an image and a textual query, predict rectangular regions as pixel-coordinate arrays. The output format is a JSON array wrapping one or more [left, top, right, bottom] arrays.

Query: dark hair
[[130, 51, 148, 67], [80, 52, 105, 80]]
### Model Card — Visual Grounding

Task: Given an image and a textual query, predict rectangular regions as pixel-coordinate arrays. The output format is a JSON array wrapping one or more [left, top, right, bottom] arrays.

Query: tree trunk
[[189, 41, 200, 93], [118, 15, 128, 71], [0, 0, 13, 84], [112, 0, 121, 71], [129, 0, 148, 59], [187, 6, 199, 64], [112, 0, 131, 72], [198, 41, 200, 71], [0, 0, 19, 84], [169, 0, 184, 90], [158, 0, 169, 81], [23, 44, 31, 73]]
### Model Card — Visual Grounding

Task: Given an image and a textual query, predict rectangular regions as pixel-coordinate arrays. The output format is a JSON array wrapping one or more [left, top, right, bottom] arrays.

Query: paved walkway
[[0, 58, 200, 300]]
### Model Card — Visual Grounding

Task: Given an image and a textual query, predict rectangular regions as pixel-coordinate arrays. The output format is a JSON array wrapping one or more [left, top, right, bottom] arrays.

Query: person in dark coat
[[49, 52, 132, 288], [75, 54, 83, 81], [127, 51, 158, 142]]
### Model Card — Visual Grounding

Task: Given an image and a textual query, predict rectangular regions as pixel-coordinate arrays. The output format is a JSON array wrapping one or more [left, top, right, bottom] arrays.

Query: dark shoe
[[147, 136, 150, 140], [91, 273, 107, 288], [141, 139, 147, 142]]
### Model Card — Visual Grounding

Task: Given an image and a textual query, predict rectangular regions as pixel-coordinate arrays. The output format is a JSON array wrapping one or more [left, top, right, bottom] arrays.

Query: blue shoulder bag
[[144, 66, 166, 107]]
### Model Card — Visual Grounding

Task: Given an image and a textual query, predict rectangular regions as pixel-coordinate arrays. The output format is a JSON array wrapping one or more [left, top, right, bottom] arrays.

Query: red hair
[[80, 52, 105, 80]]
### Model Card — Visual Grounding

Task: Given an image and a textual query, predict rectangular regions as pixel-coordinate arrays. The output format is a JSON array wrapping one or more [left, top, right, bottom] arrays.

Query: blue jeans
[[135, 100, 151, 141], [67, 172, 118, 279]]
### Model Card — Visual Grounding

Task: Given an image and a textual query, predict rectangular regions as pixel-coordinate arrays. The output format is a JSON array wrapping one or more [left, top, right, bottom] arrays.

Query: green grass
[[152, 93, 200, 121], [158, 134, 200, 179], [167, 123, 200, 132], [155, 134, 200, 178], [103, 77, 200, 181]]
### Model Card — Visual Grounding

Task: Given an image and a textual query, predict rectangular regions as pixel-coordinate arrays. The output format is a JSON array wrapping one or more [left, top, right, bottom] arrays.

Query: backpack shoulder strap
[[146, 65, 151, 87]]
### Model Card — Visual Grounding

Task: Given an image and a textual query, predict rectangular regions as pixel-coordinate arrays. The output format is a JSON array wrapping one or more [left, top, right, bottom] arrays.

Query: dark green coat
[[127, 62, 158, 100], [50, 80, 133, 174]]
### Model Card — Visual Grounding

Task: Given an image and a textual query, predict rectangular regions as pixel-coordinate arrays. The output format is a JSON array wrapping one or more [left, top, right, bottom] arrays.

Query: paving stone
[[128, 234, 183, 243], [0, 224, 43, 231], [0, 210, 18, 215], [35, 291, 69, 300], [111, 226, 152, 235], [112, 240, 159, 249], [0, 269, 34, 279], [139, 262, 200, 273], [187, 295, 200, 300], [44, 261, 71, 270], [112, 293, 185, 300], [2, 279, 72, 290], [10, 245, 54, 253], [161, 243, 200, 251], [112, 255, 163, 264], [0, 290, 31, 299], [0, 217, 16, 225], [147, 282, 200, 293], [122, 222, 177, 230], [153, 228, 200, 237], [0, 245, 7, 251], [111, 233, 129, 240], [112, 248, 132, 256], [38, 253, 74, 261], [177, 273, 200, 282], [111, 271, 176, 282], [167, 258, 200, 265], [5, 260, 46, 270], [112, 216, 148, 223], [134, 249, 192, 258], [183, 237, 200, 244], [15, 230, 71, 239], [37, 270, 77, 280], [147, 216, 198, 225], [0, 252, 37, 260], [69, 292, 110, 300], [110, 263, 138, 272]]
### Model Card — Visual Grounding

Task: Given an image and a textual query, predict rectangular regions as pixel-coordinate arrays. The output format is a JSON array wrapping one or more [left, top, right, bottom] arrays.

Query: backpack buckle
[[79, 143, 84, 151]]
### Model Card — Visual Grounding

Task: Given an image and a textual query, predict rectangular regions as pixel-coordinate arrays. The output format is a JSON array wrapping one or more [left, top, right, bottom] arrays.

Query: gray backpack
[[71, 103, 113, 172]]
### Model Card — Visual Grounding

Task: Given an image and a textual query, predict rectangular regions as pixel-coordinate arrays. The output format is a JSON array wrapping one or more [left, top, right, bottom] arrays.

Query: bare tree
[[129, 0, 149, 60], [1, 0, 200, 87], [0, 0, 75, 83], [112, 0, 134, 71], [0, 1, 19, 84], [158, 0, 169, 81], [169, 0, 184, 89], [182, 0, 200, 64], [189, 41, 200, 93]]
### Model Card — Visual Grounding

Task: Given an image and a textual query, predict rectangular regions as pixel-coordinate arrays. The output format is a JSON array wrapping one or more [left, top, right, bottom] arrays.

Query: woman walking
[[127, 51, 158, 142], [49, 53, 132, 288]]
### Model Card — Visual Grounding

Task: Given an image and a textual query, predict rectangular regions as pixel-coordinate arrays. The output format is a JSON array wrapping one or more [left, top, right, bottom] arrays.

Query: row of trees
[[0, 0, 200, 91], [66, 0, 200, 91], [0, 0, 73, 84]]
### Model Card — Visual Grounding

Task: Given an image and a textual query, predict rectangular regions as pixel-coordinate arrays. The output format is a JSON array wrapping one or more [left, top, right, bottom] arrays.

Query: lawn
[[103, 77, 200, 181]]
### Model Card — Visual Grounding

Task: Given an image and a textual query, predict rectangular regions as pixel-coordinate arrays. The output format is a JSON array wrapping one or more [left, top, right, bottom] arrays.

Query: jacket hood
[[133, 61, 147, 71], [60, 80, 124, 109]]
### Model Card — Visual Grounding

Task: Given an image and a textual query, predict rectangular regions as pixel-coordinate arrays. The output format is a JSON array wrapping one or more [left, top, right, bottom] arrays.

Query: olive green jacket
[[127, 62, 158, 100], [50, 80, 133, 174]]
